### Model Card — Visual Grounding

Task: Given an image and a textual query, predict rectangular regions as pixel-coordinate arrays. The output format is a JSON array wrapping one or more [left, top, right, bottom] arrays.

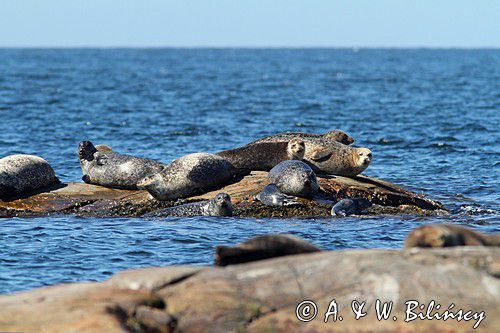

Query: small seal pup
[[214, 234, 321, 266], [268, 160, 319, 198], [216, 139, 305, 172], [77, 141, 165, 190], [255, 184, 302, 206], [404, 224, 500, 248], [145, 193, 233, 217], [0, 154, 59, 200], [138, 153, 235, 201], [331, 198, 372, 217], [302, 139, 372, 176], [249, 129, 354, 145]]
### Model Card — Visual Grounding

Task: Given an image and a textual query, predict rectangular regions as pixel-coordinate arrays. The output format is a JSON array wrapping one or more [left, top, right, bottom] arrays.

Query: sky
[[1, 0, 499, 48]]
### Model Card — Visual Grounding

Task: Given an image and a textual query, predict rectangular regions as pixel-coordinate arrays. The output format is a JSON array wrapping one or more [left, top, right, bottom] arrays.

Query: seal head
[[268, 160, 319, 198], [331, 198, 372, 217]]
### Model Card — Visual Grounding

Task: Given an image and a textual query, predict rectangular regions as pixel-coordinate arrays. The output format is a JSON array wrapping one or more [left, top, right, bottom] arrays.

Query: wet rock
[[0, 172, 445, 218]]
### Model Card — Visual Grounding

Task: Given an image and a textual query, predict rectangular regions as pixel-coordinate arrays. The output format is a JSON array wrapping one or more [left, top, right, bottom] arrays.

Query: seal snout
[[215, 193, 232, 207]]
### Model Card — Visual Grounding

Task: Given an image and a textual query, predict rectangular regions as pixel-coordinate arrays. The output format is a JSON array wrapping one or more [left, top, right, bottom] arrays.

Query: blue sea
[[0, 49, 499, 294]]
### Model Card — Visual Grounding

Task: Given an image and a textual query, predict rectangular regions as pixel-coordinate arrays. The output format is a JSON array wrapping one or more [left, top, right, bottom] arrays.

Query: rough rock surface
[[0, 172, 445, 218], [0, 247, 498, 332]]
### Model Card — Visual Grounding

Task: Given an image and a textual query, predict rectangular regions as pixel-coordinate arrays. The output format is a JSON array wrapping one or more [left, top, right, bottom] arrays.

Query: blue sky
[[1, 0, 499, 47]]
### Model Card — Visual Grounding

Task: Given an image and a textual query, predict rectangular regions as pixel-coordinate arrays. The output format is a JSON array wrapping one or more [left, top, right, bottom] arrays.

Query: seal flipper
[[81, 174, 91, 183], [95, 154, 108, 166], [309, 148, 332, 162]]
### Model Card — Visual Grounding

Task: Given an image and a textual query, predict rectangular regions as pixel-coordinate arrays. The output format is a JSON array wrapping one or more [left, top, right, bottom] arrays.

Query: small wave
[[457, 204, 498, 216]]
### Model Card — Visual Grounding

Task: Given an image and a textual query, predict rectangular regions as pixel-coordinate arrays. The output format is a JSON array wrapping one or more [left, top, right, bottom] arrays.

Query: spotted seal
[[214, 234, 321, 266], [255, 184, 302, 206], [138, 153, 235, 201], [268, 160, 319, 198], [300, 139, 372, 176], [249, 129, 354, 145], [216, 139, 305, 172], [77, 141, 165, 190], [145, 193, 233, 217], [0, 154, 60, 200], [331, 198, 372, 217], [404, 224, 500, 248]]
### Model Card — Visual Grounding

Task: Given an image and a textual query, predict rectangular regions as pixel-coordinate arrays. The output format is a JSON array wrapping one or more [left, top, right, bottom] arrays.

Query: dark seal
[[255, 184, 302, 206], [145, 193, 233, 217], [214, 234, 321, 266], [248, 129, 354, 145], [216, 139, 305, 172], [331, 198, 372, 217], [77, 141, 165, 190], [268, 160, 319, 198]]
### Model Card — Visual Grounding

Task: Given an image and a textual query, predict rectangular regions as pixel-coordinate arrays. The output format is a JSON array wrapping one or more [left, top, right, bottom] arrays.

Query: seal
[[214, 234, 321, 266], [138, 153, 235, 201], [255, 184, 302, 206], [216, 139, 305, 172], [77, 141, 165, 190], [0, 154, 60, 200], [404, 224, 500, 248], [145, 193, 233, 217], [301, 139, 372, 176], [268, 160, 319, 198], [249, 129, 354, 145], [331, 198, 372, 216]]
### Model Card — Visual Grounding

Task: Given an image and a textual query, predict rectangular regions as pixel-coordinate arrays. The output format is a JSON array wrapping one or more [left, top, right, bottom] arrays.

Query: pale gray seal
[[301, 139, 372, 176], [249, 129, 354, 145], [268, 160, 319, 198], [214, 234, 321, 266], [145, 193, 233, 217], [0, 154, 59, 200], [216, 139, 305, 172], [138, 153, 235, 201], [404, 224, 500, 248], [331, 198, 372, 216], [77, 141, 165, 190], [255, 184, 302, 206]]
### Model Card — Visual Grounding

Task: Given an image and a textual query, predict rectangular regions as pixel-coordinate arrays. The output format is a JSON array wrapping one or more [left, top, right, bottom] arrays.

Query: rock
[[0, 247, 498, 332], [0, 172, 445, 218]]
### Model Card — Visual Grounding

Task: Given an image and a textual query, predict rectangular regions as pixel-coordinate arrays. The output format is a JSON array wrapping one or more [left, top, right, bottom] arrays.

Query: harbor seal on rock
[[331, 198, 372, 217], [77, 141, 165, 190], [216, 139, 305, 172], [268, 160, 319, 198], [0, 154, 59, 200], [301, 139, 372, 176], [145, 193, 233, 217], [249, 129, 354, 145], [138, 153, 235, 201], [214, 234, 321, 266], [404, 224, 500, 248], [255, 184, 302, 206]]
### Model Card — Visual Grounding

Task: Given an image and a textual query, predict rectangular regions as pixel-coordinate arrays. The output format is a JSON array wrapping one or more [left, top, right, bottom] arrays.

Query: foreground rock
[[0, 172, 445, 218], [0, 247, 498, 332]]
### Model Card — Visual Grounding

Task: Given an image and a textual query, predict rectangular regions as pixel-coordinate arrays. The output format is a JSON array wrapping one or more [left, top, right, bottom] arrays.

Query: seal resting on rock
[[301, 139, 372, 176], [331, 198, 372, 217], [214, 234, 321, 266], [145, 193, 233, 217], [0, 154, 59, 200], [77, 141, 165, 190], [404, 224, 500, 248], [255, 184, 302, 207], [138, 153, 235, 201], [249, 129, 354, 145], [216, 139, 305, 172], [268, 160, 319, 198]]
